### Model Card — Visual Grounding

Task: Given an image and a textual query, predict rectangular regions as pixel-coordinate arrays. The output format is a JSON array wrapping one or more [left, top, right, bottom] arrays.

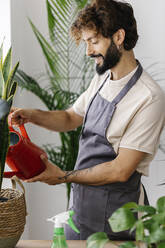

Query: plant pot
[[0, 176, 27, 248]]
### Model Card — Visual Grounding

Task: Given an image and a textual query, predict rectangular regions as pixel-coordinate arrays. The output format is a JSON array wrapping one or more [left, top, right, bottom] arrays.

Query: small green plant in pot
[[0, 45, 26, 248], [0, 45, 19, 193], [87, 196, 165, 248]]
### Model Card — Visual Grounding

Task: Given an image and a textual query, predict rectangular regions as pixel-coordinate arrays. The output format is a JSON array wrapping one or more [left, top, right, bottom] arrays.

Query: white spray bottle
[[47, 210, 80, 248]]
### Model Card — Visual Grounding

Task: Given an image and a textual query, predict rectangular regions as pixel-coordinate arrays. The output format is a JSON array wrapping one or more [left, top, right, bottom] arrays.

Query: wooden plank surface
[[16, 240, 123, 248]]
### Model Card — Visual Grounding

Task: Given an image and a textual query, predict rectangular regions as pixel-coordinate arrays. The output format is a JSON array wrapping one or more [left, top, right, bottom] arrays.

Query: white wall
[[129, 0, 165, 206], [10, 0, 165, 240], [0, 1, 11, 54]]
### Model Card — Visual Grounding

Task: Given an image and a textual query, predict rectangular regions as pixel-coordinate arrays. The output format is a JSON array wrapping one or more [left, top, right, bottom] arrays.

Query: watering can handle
[[8, 113, 30, 140], [19, 124, 30, 141]]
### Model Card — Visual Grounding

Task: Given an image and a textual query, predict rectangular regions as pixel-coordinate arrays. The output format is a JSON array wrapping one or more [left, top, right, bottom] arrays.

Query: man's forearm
[[30, 109, 70, 131], [59, 148, 145, 186], [29, 109, 82, 132], [61, 160, 126, 185]]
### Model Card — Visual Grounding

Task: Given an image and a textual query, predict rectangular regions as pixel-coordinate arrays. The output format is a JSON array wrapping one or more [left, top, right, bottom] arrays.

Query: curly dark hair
[[70, 0, 138, 50]]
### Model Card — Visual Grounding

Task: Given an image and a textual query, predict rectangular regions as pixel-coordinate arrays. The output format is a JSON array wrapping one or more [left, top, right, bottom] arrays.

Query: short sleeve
[[73, 74, 101, 117], [119, 99, 165, 154], [72, 91, 87, 117]]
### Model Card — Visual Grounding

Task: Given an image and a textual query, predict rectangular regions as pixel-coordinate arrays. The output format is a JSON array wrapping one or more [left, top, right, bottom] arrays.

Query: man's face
[[82, 29, 122, 75]]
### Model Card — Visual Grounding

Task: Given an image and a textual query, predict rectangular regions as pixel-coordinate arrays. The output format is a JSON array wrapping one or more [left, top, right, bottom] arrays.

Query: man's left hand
[[25, 155, 65, 185]]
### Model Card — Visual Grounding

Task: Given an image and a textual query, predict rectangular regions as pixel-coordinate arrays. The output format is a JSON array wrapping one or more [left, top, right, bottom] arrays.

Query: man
[[11, 0, 165, 240]]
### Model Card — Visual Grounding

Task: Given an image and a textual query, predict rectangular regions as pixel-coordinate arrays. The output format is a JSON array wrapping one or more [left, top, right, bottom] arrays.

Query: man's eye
[[92, 41, 98, 44]]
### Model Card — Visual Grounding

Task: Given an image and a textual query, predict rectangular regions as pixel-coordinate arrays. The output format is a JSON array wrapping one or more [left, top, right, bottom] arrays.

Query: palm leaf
[[29, 19, 61, 81]]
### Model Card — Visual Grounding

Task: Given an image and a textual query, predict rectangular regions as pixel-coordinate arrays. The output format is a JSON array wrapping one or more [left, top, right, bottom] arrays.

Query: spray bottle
[[47, 210, 80, 248]]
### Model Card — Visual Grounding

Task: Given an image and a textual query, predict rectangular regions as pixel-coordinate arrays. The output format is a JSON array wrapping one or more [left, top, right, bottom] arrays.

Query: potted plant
[[87, 196, 165, 248], [0, 45, 26, 248]]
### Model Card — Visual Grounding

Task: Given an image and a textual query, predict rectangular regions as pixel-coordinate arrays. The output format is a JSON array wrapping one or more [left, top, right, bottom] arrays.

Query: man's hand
[[9, 107, 33, 126], [25, 155, 66, 185]]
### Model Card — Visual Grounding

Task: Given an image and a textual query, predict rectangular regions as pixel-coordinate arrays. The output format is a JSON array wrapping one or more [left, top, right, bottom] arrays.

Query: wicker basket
[[0, 176, 27, 248]]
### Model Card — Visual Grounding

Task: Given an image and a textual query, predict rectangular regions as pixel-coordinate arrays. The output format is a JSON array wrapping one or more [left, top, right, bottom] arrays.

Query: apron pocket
[[73, 184, 109, 233]]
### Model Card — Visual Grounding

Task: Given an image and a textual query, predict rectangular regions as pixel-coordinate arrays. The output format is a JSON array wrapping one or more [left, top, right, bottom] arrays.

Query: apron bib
[[65, 62, 149, 240]]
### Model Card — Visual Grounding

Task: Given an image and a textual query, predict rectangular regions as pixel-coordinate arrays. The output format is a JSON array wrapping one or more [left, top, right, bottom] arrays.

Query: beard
[[90, 40, 122, 75]]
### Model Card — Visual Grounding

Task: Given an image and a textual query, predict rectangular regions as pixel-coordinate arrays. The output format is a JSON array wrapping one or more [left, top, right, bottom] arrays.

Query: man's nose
[[86, 44, 93, 56]]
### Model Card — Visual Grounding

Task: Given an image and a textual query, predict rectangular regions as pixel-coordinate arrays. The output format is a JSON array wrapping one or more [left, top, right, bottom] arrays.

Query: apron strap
[[111, 62, 143, 106]]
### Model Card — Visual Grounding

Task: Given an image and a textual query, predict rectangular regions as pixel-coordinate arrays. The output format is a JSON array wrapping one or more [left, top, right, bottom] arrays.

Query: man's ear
[[113, 29, 125, 49]]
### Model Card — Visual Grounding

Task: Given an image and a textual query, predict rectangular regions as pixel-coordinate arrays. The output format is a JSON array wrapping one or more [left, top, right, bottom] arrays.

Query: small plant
[[0, 45, 19, 192], [87, 196, 165, 248]]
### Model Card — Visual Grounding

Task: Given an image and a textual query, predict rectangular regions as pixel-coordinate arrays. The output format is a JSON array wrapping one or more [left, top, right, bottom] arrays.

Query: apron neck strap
[[111, 61, 143, 106]]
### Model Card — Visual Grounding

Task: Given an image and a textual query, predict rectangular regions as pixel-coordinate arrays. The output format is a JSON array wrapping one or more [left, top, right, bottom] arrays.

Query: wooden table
[[16, 240, 124, 248]]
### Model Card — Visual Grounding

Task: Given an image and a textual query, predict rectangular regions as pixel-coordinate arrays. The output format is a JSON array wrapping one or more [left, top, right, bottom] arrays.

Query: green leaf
[[135, 220, 144, 241], [148, 224, 165, 243], [158, 242, 165, 248], [2, 47, 12, 83], [119, 241, 137, 248], [134, 205, 156, 215], [0, 66, 5, 98], [122, 202, 138, 210], [152, 213, 165, 225], [8, 81, 17, 99], [157, 196, 165, 213], [5, 62, 19, 98], [86, 232, 109, 248], [46, 0, 56, 43], [109, 208, 136, 232], [29, 19, 60, 78]]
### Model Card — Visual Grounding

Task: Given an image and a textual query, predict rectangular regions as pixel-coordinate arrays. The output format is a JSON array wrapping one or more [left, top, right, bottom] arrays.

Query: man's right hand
[[9, 108, 33, 126]]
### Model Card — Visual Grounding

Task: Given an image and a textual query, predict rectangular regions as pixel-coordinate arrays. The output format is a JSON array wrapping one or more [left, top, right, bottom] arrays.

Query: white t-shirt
[[73, 67, 165, 176]]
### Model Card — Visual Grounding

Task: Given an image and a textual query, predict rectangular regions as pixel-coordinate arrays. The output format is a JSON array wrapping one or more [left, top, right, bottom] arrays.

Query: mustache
[[90, 54, 104, 59]]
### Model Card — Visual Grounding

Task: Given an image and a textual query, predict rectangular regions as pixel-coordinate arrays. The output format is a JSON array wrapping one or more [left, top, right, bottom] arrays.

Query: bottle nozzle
[[47, 210, 80, 234]]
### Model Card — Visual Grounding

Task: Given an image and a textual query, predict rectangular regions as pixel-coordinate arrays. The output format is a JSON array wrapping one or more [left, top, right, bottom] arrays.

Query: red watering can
[[4, 124, 47, 180]]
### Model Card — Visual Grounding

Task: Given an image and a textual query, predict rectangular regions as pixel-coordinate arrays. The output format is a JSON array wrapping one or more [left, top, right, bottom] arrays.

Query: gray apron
[[65, 63, 149, 240]]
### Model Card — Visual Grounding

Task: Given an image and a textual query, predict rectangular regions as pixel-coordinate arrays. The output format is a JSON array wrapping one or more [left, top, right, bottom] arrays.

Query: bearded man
[[10, 0, 165, 240]]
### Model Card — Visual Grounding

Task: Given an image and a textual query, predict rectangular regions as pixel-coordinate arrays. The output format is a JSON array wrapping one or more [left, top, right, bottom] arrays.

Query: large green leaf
[[156, 196, 165, 213], [109, 208, 136, 232], [86, 232, 109, 248], [2, 47, 12, 83]]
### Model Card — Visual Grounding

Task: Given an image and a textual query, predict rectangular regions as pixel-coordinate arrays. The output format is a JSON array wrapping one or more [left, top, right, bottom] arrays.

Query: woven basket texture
[[0, 188, 26, 238]]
